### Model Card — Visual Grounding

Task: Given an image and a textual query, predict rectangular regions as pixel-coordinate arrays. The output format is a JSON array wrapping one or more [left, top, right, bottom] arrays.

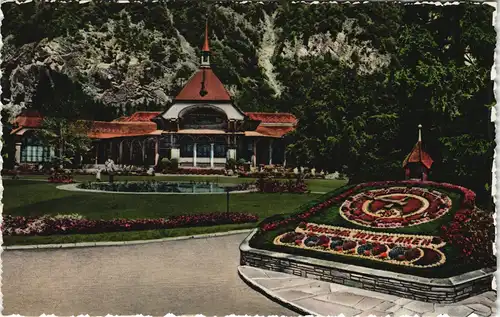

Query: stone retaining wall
[[240, 230, 494, 304]]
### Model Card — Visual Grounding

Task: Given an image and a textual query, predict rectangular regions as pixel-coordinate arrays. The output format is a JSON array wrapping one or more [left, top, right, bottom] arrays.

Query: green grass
[[250, 183, 488, 278], [2, 176, 347, 245]]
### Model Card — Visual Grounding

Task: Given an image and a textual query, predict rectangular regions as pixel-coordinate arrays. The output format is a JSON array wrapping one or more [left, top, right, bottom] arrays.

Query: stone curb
[[56, 183, 257, 195], [3, 229, 254, 251], [237, 266, 315, 316]]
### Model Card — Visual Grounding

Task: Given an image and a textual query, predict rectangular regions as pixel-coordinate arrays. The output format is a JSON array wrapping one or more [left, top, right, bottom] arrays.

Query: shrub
[[169, 158, 179, 172], [226, 158, 238, 171], [440, 209, 495, 267], [255, 177, 309, 193], [159, 158, 171, 172]]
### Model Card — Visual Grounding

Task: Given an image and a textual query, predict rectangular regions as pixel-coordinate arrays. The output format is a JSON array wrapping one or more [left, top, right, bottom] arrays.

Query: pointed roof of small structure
[[403, 124, 434, 169], [174, 69, 232, 102]]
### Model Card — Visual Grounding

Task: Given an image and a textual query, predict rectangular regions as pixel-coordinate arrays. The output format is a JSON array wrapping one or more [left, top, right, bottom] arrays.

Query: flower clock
[[274, 223, 447, 268], [340, 187, 452, 228]]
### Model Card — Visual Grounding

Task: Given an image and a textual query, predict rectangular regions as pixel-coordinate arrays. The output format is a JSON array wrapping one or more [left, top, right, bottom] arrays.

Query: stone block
[[314, 292, 366, 307], [434, 305, 474, 317], [466, 303, 492, 315], [403, 301, 435, 313], [330, 270, 350, 279], [294, 298, 363, 316], [257, 278, 313, 291], [392, 307, 419, 317], [355, 297, 386, 311], [305, 272, 321, 280], [344, 280, 363, 288]]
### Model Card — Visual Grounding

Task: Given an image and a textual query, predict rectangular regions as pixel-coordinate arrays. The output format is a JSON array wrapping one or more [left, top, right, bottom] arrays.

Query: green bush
[[226, 158, 238, 171], [169, 158, 179, 172], [160, 158, 170, 171]]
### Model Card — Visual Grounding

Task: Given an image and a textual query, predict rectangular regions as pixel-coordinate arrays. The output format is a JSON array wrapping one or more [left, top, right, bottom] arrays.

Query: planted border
[[3, 212, 259, 236]]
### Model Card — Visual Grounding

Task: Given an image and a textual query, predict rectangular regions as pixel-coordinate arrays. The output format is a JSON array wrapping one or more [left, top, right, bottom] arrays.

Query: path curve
[[2, 233, 295, 316]]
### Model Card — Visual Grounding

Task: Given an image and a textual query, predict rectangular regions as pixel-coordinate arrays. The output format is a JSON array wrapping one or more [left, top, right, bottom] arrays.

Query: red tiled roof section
[[88, 121, 157, 139], [245, 112, 298, 124], [113, 111, 161, 122], [403, 141, 434, 169], [255, 126, 296, 138], [174, 69, 232, 102], [11, 111, 43, 128]]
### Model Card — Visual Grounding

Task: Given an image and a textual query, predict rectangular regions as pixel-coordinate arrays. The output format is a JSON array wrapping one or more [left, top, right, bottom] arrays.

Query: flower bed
[[2, 212, 259, 236], [172, 168, 227, 176], [441, 209, 495, 266], [260, 180, 475, 232], [48, 174, 74, 183], [274, 222, 447, 268], [339, 187, 452, 228], [238, 171, 325, 179], [250, 180, 494, 279]]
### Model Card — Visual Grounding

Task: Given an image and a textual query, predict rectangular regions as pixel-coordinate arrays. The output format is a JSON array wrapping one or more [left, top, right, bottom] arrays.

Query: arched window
[[179, 106, 228, 130], [21, 135, 54, 163]]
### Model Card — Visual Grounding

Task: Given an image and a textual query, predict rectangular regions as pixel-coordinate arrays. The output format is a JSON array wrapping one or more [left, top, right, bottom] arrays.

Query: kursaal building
[[11, 23, 298, 169]]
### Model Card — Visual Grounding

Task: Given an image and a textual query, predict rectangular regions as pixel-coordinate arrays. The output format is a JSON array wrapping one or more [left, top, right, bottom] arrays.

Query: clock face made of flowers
[[274, 223, 447, 268], [340, 187, 452, 228]]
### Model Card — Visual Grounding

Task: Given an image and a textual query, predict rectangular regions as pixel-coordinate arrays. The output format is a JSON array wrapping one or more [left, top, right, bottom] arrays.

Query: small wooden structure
[[403, 124, 434, 181]]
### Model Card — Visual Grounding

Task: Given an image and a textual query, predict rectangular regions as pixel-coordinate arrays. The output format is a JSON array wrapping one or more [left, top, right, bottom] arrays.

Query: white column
[[154, 138, 159, 166], [193, 143, 197, 167], [95, 143, 99, 166], [141, 140, 146, 164], [268, 139, 273, 165], [252, 140, 257, 167], [283, 149, 287, 168], [210, 143, 214, 168], [15, 142, 21, 164], [118, 140, 125, 165]]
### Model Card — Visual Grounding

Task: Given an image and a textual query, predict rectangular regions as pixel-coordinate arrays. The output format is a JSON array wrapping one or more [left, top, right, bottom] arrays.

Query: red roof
[[11, 110, 43, 128], [255, 126, 295, 138], [245, 112, 298, 124], [174, 68, 232, 102], [113, 111, 161, 122], [88, 121, 158, 139], [403, 141, 434, 169]]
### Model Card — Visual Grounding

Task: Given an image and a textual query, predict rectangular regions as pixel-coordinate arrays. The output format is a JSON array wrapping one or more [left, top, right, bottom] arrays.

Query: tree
[[36, 118, 92, 169]]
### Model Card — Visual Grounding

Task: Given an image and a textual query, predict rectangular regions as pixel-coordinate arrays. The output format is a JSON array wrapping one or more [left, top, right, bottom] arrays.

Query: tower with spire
[[201, 20, 210, 68], [402, 124, 434, 181]]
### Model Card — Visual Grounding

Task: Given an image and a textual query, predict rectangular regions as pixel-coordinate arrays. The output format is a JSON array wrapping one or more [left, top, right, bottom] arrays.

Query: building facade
[[11, 24, 297, 169]]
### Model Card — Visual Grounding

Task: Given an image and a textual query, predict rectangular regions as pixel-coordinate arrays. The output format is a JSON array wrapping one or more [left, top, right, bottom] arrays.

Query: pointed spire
[[418, 124, 422, 142], [202, 20, 210, 52], [200, 18, 211, 68]]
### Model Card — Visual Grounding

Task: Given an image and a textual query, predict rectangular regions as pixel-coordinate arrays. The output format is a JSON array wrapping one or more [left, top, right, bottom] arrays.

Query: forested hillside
[[1, 2, 495, 205]]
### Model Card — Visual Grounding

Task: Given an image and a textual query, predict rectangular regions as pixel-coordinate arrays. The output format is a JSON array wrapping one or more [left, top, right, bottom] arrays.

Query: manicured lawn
[[1, 177, 348, 245]]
